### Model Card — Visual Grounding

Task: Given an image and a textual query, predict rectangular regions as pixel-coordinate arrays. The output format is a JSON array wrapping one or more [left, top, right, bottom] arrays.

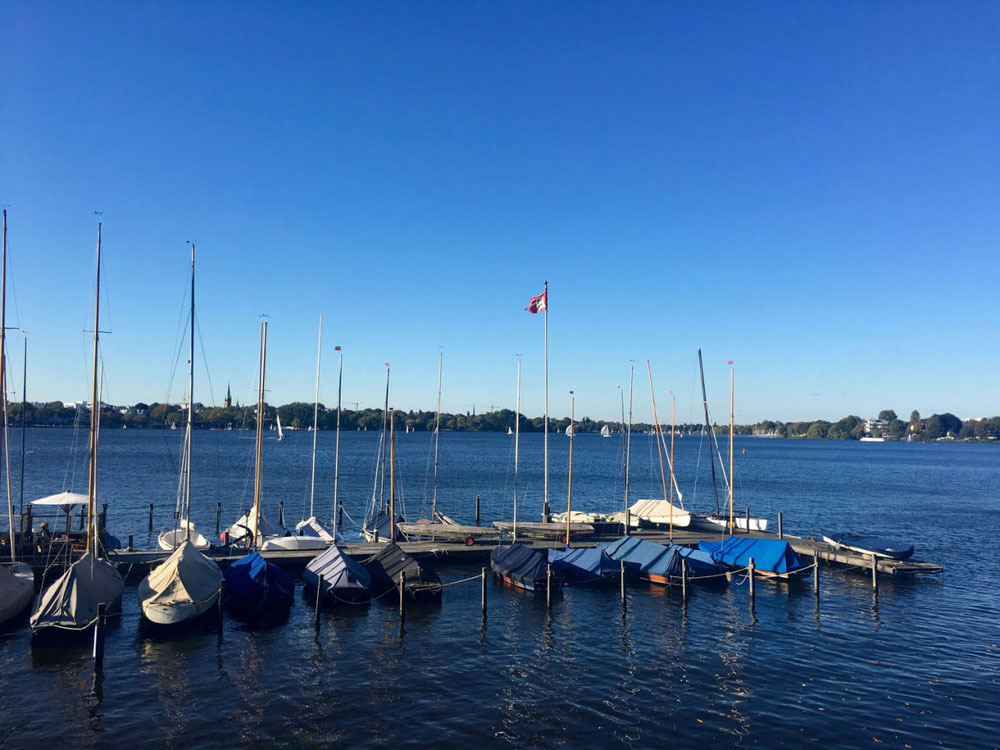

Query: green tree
[[806, 421, 830, 439], [878, 410, 897, 422]]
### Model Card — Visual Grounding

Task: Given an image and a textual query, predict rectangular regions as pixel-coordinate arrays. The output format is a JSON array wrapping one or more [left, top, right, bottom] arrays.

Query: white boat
[[31, 222, 124, 637], [860, 436, 885, 442], [507, 426, 513, 436], [600, 424, 611, 438], [565, 424, 573, 437], [276, 412, 284, 440], [224, 506, 285, 546], [624, 498, 691, 528], [158, 519, 211, 551], [689, 513, 768, 532], [138, 539, 221, 625]]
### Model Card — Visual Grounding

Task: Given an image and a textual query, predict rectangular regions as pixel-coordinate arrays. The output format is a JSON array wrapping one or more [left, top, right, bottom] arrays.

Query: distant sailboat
[[600, 424, 611, 438], [565, 424, 573, 437], [507, 426, 513, 436], [276, 412, 284, 441]]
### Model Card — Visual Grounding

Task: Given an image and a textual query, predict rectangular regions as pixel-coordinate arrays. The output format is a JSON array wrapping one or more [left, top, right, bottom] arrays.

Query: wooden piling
[[399, 571, 406, 617], [745, 507, 750, 534], [337, 503, 343, 531], [813, 557, 819, 592], [148, 503, 153, 531], [625, 506, 630, 536], [681, 558, 687, 599], [93, 602, 107, 672], [748, 557, 756, 602], [870, 554, 878, 591], [546, 564, 552, 609], [216, 502, 222, 535], [475, 495, 480, 526], [620, 559, 626, 608], [127, 534, 133, 552], [374, 529, 379, 544], [481, 567, 487, 617], [314, 574, 323, 629], [777, 512, 783, 540]]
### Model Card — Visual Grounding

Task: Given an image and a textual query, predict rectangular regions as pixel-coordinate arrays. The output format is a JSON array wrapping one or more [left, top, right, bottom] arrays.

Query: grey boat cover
[[30, 552, 124, 633], [303, 545, 371, 599], [139, 539, 222, 610], [365, 542, 441, 599]]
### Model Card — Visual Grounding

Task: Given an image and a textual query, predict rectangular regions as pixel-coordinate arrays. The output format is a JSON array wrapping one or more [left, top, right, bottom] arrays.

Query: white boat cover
[[159, 522, 211, 551], [139, 540, 222, 614], [294, 516, 336, 542], [30, 491, 88, 507], [627, 499, 691, 528], [261, 535, 328, 551], [224, 507, 284, 543], [0, 563, 34, 625], [30, 552, 124, 633]]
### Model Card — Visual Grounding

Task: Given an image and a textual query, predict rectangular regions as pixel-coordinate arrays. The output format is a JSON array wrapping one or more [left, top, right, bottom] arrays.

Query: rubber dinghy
[[699, 538, 809, 579], [602, 536, 728, 585], [223, 550, 295, 613], [822, 533, 914, 561], [303, 545, 372, 603], [547, 547, 619, 584], [365, 542, 442, 603], [490, 543, 564, 592]]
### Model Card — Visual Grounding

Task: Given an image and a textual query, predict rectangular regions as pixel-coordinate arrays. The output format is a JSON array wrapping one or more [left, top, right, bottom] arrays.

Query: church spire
[[225, 382, 232, 409]]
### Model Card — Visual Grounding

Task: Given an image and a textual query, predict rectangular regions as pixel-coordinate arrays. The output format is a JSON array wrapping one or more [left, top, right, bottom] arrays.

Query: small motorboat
[[821, 533, 914, 561]]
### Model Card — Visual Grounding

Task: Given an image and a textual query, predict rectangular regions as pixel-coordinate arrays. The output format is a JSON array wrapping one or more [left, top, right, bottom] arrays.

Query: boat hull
[[0, 563, 35, 625]]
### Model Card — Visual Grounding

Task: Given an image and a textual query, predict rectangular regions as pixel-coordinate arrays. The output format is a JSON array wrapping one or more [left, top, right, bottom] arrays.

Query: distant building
[[224, 383, 232, 409]]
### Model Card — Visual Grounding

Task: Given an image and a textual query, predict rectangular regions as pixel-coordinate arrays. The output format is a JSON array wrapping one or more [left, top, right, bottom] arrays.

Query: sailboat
[[397, 353, 496, 544], [270, 316, 338, 551], [507, 426, 513, 436], [276, 412, 284, 440], [139, 246, 222, 626], [222, 321, 295, 614], [600, 424, 611, 438], [361, 365, 402, 542], [30, 221, 124, 637], [0, 210, 34, 627]]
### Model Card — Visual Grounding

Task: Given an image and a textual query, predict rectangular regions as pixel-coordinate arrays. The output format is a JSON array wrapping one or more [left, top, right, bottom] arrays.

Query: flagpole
[[543, 280, 549, 522]]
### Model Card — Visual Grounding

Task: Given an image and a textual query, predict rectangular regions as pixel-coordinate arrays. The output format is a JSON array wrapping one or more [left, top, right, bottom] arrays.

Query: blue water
[[2, 429, 999, 748]]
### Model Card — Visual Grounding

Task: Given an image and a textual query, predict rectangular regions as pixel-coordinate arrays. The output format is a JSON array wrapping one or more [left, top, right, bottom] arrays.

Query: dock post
[[546, 564, 552, 610], [216, 502, 222, 535], [399, 572, 406, 618], [681, 558, 687, 599], [813, 558, 819, 593], [337, 503, 343, 531], [279, 501, 285, 527], [148, 503, 154, 531], [217, 579, 225, 635], [620, 559, 626, 609], [870, 554, 878, 592], [777, 512, 783, 540], [80, 505, 86, 530], [625, 507, 631, 536], [481, 567, 487, 618], [745, 507, 750, 534], [314, 574, 323, 629], [374, 529, 379, 544], [127, 534, 133, 552], [93, 602, 107, 673], [475, 495, 480, 526], [748, 558, 755, 603]]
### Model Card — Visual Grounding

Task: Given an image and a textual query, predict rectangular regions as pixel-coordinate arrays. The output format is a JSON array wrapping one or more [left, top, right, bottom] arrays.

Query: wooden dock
[[86, 525, 942, 582]]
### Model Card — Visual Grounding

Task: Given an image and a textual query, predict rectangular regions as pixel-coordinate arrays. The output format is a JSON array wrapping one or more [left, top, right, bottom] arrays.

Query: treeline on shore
[[9, 402, 1000, 442]]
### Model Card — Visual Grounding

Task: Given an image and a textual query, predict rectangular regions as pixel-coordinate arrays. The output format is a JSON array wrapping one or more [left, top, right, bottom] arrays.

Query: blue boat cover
[[547, 546, 618, 582], [826, 533, 914, 561], [601, 537, 726, 580], [699, 538, 806, 576], [223, 550, 295, 610], [491, 543, 563, 589], [304, 545, 372, 601]]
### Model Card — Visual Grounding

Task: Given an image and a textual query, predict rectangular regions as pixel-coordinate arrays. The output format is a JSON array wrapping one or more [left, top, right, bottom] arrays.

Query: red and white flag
[[525, 289, 547, 314]]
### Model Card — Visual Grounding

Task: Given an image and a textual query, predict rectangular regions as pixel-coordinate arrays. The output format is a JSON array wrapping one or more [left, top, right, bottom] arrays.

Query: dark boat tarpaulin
[[223, 550, 295, 610], [491, 543, 563, 589], [547, 546, 618, 581], [304, 545, 372, 601], [365, 542, 442, 600]]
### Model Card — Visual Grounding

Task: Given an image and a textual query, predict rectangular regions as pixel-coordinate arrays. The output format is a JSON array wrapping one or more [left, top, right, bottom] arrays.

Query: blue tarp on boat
[[223, 550, 295, 611], [491, 543, 563, 590], [303, 545, 372, 602], [824, 533, 914, 561], [547, 547, 618, 582], [601, 537, 726, 581], [699, 537, 807, 576]]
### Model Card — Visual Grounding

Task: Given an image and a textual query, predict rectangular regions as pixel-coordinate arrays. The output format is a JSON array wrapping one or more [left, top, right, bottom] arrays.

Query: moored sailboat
[[30, 221, 124, 638]]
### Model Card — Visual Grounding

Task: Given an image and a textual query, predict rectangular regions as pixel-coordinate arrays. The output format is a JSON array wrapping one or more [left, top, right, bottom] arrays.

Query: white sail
[[600, 424, 611, 438], [276, 412, 284, 440]]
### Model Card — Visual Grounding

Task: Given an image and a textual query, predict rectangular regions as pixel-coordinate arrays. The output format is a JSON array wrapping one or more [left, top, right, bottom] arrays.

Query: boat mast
[[565, 390, 574, 546], [646, 361, 673, 541], [333, 345, 342, 532], [379, 364, 390, 513], [185, 244, 194, 540], [543, 280, 549, 522], [1, 210, 13, 560], [19, 337, 26, 519], [624, 364, 633, 517], [388, 408, 396, 541], [309, 315, 322, 518], [698, 349, 720, 516], [670, 390, 675, 516], [513, 357, 520, 543], [86, 223, 102, 555], [431, 350, 442, 519], [729, 360, 734, 533], [252, 321, 267, 549]]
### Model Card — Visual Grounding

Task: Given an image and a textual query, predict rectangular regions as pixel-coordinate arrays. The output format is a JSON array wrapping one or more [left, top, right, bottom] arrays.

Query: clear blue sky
[[2, 2, 997, 424]]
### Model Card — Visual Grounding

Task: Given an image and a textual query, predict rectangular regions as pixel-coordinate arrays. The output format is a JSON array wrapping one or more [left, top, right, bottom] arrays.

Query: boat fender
[[465, 537, 475, 546]]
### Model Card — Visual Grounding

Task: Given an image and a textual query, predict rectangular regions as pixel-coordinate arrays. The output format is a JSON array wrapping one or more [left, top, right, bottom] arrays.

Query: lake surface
[[2, 428, 998, 748]]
